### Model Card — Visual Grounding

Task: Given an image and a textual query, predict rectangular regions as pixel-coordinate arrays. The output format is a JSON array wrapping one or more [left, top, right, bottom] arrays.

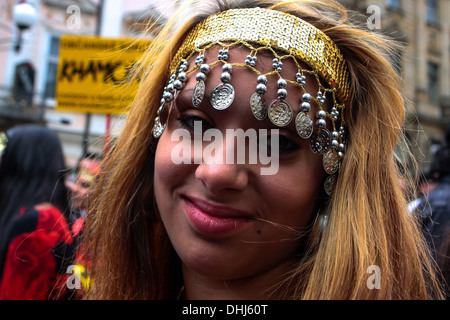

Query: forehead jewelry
[[268, 61, 293, 127], [250, 74, 268, 121], [152, 8, 351, 195], [193, 55, 208, 107], [296, 93, 313, 139], [211, 48, 235, 110]]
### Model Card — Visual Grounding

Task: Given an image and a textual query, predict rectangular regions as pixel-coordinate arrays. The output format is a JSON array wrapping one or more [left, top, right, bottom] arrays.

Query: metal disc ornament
[[268, 99, 293, 127], [211, 83, 235, 110], [250, 93, 267, 121], [192, 80, 205, 107], [324, 174, 337, 196], [152, 116, 165, 138], [295, 112, 313, 139], [323, 148, 340, 175], [310, 128, 331, 155]]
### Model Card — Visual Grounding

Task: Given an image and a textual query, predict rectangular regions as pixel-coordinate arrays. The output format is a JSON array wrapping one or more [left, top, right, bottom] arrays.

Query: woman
[[82, 0, 444, 299], [0, 125, 73, 299]]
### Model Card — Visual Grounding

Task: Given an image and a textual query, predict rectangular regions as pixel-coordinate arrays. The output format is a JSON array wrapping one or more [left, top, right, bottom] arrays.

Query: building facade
[[339, 0, 450, 170], [0, 0, 174, 167]]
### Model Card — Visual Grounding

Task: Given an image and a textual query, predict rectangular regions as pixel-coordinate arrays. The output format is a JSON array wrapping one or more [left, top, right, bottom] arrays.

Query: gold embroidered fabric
[[169, 7, 350, 106]]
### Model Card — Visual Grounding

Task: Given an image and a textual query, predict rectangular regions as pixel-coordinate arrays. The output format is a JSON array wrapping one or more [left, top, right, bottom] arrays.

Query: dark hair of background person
[[426, 124, 450, 183], [0, 125, 70, 275], [420, 122, 450, 298]]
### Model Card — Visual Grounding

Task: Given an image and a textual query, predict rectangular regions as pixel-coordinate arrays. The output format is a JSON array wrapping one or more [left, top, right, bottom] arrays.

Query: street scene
[[0, 0, 449, 304]]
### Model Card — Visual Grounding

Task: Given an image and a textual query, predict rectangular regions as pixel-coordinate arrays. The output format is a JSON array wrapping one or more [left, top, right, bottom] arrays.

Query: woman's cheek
[[154, 131, 178, 180]]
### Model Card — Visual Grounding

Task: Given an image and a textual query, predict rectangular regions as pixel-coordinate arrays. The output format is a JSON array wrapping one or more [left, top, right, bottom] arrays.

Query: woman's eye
[[176, 115, 213, 132], [263, 134, 301, 155]]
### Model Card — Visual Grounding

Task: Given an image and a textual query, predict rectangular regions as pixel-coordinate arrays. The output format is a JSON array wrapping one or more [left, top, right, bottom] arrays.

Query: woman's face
[[154, 47, 326, 286]]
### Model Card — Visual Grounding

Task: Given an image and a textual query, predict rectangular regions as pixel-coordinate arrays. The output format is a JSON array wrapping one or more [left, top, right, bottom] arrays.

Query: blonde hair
[[81, 0, 444, 299]]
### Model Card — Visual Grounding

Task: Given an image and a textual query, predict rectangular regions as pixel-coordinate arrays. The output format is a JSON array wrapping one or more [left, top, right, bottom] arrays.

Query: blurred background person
[[407, 167, 438, 213], [64, 152, 103, 299], [0, 125, 74, 300], [68, 152, 102, 236], [414, 122, 450, 299]]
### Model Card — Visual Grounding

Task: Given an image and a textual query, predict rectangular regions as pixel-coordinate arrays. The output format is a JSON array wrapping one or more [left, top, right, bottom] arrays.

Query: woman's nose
[[195, 161, 249, 195], [194, 137, 249, 195]]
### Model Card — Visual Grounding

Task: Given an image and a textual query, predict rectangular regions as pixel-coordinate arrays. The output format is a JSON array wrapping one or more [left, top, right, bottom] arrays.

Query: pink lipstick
[[182, 196, 254, 236]]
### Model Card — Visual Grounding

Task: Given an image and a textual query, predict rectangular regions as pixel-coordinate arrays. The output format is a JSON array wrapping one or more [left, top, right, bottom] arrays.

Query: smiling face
[[153, 46, 328, 296]]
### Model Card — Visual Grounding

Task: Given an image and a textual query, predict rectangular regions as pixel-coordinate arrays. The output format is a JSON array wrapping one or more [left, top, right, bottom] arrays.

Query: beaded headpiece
[[152, 7, 351, 195]]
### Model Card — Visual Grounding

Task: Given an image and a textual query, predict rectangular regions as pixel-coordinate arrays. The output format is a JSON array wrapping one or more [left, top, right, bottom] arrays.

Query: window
[[427, 61, 439, 106], [426, 0, 439, 25], [386, 0, 401, 10], [43, 35, 60, 100]]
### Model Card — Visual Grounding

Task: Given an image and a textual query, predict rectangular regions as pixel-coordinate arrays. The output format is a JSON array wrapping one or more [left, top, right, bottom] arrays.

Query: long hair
[[0, 125, 69, 274], [83, 0, 444, 299]]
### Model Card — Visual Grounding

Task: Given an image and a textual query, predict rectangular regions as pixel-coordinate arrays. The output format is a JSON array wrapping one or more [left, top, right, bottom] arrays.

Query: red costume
[[0, 206, 74, 300]]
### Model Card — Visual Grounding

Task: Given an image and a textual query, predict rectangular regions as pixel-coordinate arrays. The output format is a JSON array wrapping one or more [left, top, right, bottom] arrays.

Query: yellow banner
[[56, 35, 151, 114]]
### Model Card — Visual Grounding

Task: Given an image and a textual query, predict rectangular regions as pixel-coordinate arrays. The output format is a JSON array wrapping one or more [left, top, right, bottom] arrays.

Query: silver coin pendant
[[211, 83, 235, 110], [295, 112, 313, 139], [192, 80, 205, 107], [152, 116, 165, 138], [324, 174, 337, 196], [310, 128, 331, 155], [268, 99, 293, 127], [323, 148, 340, 175], [250, 93, 267, 121]]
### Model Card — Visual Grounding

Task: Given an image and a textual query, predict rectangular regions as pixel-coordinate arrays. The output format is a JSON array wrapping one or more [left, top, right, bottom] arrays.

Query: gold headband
[[170, 7, 350, 106]]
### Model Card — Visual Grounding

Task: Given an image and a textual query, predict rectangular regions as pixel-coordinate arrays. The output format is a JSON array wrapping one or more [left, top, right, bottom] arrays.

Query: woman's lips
[[182, 196, 254, 236]]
